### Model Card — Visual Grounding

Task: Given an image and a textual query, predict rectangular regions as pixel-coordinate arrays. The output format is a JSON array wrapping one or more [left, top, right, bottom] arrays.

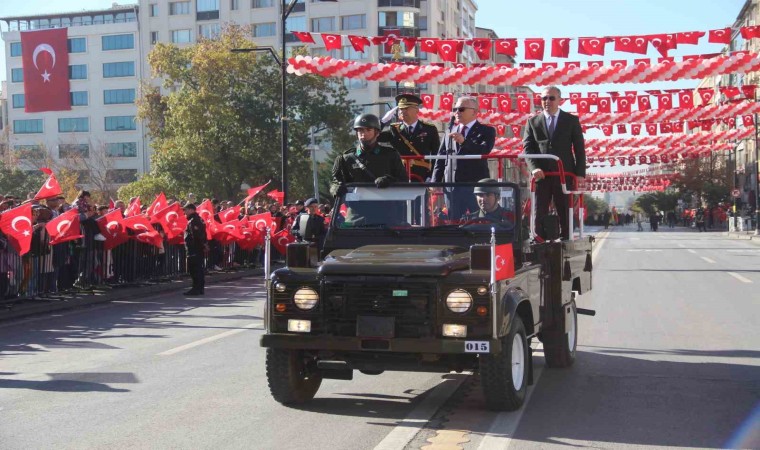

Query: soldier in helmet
[[381, 94, 441, 182], [461, 178, 513, 225], [330, 113, 408, 197]]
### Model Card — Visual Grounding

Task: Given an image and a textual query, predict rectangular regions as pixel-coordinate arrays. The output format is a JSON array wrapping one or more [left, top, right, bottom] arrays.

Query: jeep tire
[[266, 348, 322, 405], [544, 300, 577, 368], [480, 318, 528, 411]]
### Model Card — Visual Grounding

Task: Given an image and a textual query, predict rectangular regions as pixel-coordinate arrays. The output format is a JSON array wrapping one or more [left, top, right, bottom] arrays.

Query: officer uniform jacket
[[381, 120, 440, 182], [463, 205, 513, 224], [330, 142, 409, 195], [184, 212, 207, 257]]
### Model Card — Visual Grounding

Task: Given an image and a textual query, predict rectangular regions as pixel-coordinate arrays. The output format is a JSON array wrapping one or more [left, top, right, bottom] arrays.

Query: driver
[[462, 178, 512, 224]]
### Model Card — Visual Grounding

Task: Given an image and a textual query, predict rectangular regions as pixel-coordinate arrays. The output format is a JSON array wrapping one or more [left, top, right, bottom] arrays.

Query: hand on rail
[[576, 176, 585, 190], [532, 169, 545, 181]]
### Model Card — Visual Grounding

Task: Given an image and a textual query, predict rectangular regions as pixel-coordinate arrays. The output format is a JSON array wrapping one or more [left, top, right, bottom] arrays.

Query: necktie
[[548, 115, 555, 138], [458, 125, 468, 151], [404, 123, 413, 138]]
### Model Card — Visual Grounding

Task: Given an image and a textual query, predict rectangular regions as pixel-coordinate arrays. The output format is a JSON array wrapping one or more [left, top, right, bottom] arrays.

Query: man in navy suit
[[522, 86, 586, 240], [431, 96, 496, 219]]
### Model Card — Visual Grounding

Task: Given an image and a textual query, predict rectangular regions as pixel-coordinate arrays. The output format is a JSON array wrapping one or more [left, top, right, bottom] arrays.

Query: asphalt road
[[1, 226, 759, 449]]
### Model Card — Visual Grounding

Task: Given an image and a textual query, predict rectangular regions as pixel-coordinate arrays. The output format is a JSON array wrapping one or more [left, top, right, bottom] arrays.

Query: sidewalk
[[0, 267, 265, 323], [726, 230, 760, 241]]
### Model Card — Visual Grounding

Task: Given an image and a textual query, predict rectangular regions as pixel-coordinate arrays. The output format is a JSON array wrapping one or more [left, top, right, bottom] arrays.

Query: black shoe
[[183, 290, 202, 296]]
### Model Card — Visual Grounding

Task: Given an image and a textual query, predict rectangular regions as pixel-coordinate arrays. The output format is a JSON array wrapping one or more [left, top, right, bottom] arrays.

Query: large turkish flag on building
[[20, 28, 71, 113]]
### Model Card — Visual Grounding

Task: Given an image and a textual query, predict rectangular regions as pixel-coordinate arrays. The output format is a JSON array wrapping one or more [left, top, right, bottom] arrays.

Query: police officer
[[292, 198, 326, 248], [381, 94, 440, 182], [183, 202, 208, 296], [462, 178, 513, 225], [331, 113, 408, 197]]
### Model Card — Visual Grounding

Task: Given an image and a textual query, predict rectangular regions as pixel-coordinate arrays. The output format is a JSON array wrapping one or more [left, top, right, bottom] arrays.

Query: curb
[[0, 268, 264, 323]]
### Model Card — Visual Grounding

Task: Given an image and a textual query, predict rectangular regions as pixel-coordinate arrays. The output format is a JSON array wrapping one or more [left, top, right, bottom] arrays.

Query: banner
[[20, 28, 71, 113]]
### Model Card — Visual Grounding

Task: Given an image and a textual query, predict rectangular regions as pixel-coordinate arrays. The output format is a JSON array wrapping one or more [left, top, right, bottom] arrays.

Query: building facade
[[0, 4, 147, 186]]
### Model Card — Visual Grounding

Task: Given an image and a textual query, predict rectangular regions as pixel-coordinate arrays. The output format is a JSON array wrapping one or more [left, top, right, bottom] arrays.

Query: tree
[[0, 162, 44, 199], [134, 25, 356, 202], [673, 154, 731, 207]]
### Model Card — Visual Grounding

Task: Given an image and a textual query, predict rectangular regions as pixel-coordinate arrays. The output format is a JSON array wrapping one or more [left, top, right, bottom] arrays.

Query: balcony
[[378, 0, 420, 7], [196, 10, 220, 21]]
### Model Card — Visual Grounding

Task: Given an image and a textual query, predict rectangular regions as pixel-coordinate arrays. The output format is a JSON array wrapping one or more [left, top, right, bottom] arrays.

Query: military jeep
[[260, 181, 593, 411]]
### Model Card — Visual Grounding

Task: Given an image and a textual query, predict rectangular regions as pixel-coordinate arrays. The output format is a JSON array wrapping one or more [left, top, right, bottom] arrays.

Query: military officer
[[462, 179, 513, 225], [183, 202, 208, 296], [381, 94, 441, 182]]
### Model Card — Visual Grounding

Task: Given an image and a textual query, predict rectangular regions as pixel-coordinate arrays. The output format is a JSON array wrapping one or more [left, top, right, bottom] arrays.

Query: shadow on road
[[0, 371, 139, 393]]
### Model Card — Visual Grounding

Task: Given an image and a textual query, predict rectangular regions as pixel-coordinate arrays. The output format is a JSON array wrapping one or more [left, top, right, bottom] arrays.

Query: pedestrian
[[381, 93, 441, 182], [522, 86, 586, 240], [183, 202, 208, 296], [431, 96, 496, 219]]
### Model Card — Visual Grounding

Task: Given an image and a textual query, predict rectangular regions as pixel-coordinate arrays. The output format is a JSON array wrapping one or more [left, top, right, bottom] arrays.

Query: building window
[[68, 37, 87, 53], [170, 1, 191, 15], [286, 16, 306, 32], [13, 119, 43, 134], [14, 145, 44, 158], [10, 42, 22, 57], [102, 34, 134, 50], [171, 29, 192, 43], [150, 4, 159, 16], [71, 91, 89, 106], [106, 169, 138, 183], [11, 68, 23, 83], [231, 0, 239, 10], [69, 64, 88, 79], [342, 45, 365, 60], [106, 142, 138, 157], [344, 78, 368, 89], [197, 0, 219, 11], [105, 116, 137, 131], [58, 117, 89, 133], [341, 14, 365, 30], [59, 144, 90, 158], [419, 16, 427, 31], [103, 61, 135, 78], [151, 31, 159, 44], [104, 88, 136, 104], [311, 17, 334, 32], [252, 0, 273, 7], [379, 11, 417, 27], [253, 22, 276, 37], [199, 23, 221, 39], [12, 94, 25, 109]]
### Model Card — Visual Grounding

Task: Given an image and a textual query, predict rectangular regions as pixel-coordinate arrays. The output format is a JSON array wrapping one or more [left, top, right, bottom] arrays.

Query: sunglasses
[[541, 95, 557, 101], [452, 107, 472, 112]]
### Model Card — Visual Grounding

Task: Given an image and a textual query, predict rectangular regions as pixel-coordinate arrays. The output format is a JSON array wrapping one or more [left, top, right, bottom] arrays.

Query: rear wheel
[[544, 300, 577, 368], [266, 348, 322, 405], [480, 318, 529, 411]]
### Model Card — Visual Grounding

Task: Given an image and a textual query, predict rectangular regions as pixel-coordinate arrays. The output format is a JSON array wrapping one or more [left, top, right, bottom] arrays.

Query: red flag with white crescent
[[125, 196, 142, 217], [494, 243, 515, 281], [0, 204, 34, 255], [272, 229, 296, 254], [155, 202, 187, 240], [45, 208, 82, 245], [20, 28, 71, 112], [146, 192, 167, 222], [34, 173, 62, 200], [97, 209, 130, 250]]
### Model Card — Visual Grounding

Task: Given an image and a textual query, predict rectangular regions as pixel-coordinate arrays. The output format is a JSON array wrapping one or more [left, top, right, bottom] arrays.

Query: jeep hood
[[319, 245, 470, 276]]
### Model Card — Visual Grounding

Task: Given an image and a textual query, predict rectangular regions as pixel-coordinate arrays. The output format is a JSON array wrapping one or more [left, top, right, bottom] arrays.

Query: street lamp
[[233, 0, 337, 205]]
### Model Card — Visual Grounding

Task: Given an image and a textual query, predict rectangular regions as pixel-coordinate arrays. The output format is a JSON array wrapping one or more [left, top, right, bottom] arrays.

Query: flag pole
[[490, 227, 498, 340], [264, 226, 272, 285]]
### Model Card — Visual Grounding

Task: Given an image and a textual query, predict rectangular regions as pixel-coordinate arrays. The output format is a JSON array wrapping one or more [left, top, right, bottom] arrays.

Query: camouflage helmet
[[473, 178, 501, 195], [353, 113, 381, 131]]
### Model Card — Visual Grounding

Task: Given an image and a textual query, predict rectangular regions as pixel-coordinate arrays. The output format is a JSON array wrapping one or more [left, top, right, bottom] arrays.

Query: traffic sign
[[732, 189, 741, 198]]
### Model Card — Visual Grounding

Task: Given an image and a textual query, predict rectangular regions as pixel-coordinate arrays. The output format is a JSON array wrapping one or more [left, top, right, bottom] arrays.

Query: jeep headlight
[[293, 287, 319, 310], [446, 289, 473, 313]]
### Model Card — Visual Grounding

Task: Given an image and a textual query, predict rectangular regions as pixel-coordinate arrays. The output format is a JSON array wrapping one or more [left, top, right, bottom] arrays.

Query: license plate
[[464, 341, 490, 353], [356, 316, 395, 338]]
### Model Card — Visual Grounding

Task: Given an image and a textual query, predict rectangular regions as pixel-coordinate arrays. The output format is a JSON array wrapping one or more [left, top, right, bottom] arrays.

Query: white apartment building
[[0, 4, 147, 185]]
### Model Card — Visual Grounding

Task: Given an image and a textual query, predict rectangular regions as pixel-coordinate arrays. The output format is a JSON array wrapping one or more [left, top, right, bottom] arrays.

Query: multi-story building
[[0, 4, 146, 186]]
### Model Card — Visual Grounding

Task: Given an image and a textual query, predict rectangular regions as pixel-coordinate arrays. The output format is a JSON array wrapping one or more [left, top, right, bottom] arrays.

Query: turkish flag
[[471, 38, 492, 60], [347, 35, 370, 53], [601, 125, 612, 136], [125, 196, 142, 217], [510, 125, 521, 137], [565, 61, 580, 70], [155, 202, 187, 240], [616, 97, 632, 112], [402, 37, 416, 52], [676, 31, 704, 45], [495, 124, 506, 136], [248, 212, 277, 235], [646, 123, 658, 135], [97, 209, 129, 250], [244, 180, 271, 203], [272, 229, 296, 254], [577, 37, 606, 56], [419, 37, 438, 53], [219, 205, 241, 223], [660, 122, 672, 133], [551, 38, 570, 57], [421, 94, 435, 109], [20, 28, 70, 113], [741, 25, 760, 39], [638, 95, 652, 111], [721, 86, 741, 99], [267, 189, 284, 204], [617, 124, 627, 134], [321, 34, 342, 51], [146, 192, 167, 222], [576, 98, 591, 114], [440, 93, 454, 111], [631, 124, 641, 135], [0, 204, 33, 255], [34, 173, 62, 200], [657, 93, 673, 110], [597, 97, 612, 113], [382, 29, 399, 53], [516, 94, 531, 113], [123, 215, 162, 248], [437, 40, 459, 62], [494, 243, 515, 281], [647, 34, 670, 57], [741, 85, 757, 99], [292, 31, 315, 44], [494, 38, 517, 57], [743, 115, 754, 127], [478, 96, 492, 110], [197, 199, 216, 239], [708, 28, 731, 44], [497, 94, 511, 113], [523, 38, 545, 60], [671, 121, 684, 133], [45, 208, 82, 245], [697, 88, 715, 105], [237, 220, 263, 251]]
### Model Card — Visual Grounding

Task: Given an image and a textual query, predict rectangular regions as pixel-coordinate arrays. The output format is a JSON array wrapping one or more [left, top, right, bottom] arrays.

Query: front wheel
[[544, 300, 577, 368], [480, 318, 529, 411], [266, 348, 322, 405]]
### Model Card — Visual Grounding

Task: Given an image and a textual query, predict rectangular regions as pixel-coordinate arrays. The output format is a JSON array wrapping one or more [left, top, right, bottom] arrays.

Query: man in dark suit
[[431, 96, 496, 219], [522, 86, 586, 240], [292, 198, 326, 249], [381, 94, 441, 182]]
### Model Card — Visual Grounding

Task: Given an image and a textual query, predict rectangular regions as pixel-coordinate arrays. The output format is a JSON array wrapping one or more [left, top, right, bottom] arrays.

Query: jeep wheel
[[266, 348, 322, 405], [544, 300, 577, 368], [480, 318, 528, 411]]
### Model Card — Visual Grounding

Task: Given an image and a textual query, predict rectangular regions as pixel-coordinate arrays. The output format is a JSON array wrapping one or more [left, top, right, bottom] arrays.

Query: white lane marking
[[373, 373, 469, 450], [700, 256, 716, 264], [626, 249, 661, 252], [728, 272, 753, 283], [687, 249, 698, 254], [476, 366, 544, 450], [158, 323, 260, 356], [677, 243, 685, 248], [726, 249, 760, 252]]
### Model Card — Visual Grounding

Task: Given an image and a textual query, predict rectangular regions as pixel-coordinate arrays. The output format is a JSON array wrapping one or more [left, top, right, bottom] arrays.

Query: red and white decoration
[[20, 28, 70, 113]]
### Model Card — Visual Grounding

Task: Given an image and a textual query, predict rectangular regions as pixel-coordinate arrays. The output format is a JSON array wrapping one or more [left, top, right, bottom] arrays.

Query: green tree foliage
[[672, 156, 731, 207], [134, 25, 355, 202], [582, 194, 609, 217], [634, 191, 680, 215], [0, 162, 45, 199]]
